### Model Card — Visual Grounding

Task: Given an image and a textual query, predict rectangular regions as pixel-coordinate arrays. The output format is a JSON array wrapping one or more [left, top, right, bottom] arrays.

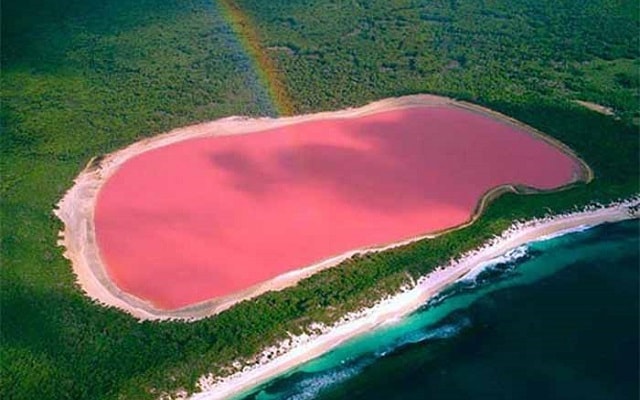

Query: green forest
[[2, 0, 638, 398]]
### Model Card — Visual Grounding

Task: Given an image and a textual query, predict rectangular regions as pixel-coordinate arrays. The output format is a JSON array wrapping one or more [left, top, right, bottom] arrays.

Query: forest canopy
[[1, 0, 638, 398]]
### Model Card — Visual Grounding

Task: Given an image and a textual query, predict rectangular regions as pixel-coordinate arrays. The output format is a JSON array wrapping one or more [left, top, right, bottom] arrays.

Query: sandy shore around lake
[[188, 199, 638, 400], [54, 94, 592, 321]]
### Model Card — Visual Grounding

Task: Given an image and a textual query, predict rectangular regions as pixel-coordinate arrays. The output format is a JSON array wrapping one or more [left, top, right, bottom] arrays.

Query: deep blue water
[[239, 220, 639, 400]]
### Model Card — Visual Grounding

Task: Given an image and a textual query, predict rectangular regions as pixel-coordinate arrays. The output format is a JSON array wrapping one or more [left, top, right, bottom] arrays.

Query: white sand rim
[[54, 94, 592, 321]]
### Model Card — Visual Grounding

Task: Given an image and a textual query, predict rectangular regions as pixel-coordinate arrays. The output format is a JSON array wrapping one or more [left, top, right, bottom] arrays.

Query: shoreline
[[189, 198, 639, 400], [54, 94, 591, 321]]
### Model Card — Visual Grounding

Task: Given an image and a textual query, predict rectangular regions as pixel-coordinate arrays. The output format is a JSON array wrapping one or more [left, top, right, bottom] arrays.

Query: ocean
[[237, 219, 639, 400]]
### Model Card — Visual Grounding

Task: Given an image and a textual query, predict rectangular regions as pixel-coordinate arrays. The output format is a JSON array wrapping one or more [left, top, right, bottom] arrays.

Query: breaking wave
[[422, 245, 539, 312], [534, 224, 593, 242], [278, 363, 367, 400], [462, 245, 531, 283], [248, 314, 473, 400], [376, 313, 472, 358]]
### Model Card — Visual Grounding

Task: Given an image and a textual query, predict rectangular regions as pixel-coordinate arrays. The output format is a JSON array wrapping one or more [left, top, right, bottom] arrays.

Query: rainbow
[[218, 0, 295, 116]]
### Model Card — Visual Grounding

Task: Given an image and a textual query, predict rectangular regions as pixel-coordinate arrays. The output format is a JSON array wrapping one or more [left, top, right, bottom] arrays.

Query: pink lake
[[95, 106, 581, 310]]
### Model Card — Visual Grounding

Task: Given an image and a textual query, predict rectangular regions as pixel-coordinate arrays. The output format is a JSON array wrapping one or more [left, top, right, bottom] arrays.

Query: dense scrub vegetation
[[239, 0, 639, 121], [2, 0, 638, 399]]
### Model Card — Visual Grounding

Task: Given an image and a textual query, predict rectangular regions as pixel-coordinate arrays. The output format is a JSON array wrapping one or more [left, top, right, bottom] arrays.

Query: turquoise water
[[239, 220, 639, 400]]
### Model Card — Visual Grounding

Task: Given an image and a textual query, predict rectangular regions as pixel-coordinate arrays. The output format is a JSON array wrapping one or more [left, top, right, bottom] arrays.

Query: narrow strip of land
[[191, 199, 638, 400]]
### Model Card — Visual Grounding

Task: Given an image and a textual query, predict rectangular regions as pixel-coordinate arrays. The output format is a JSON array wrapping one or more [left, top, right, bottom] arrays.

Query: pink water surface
[[95, 106, 580, 310]]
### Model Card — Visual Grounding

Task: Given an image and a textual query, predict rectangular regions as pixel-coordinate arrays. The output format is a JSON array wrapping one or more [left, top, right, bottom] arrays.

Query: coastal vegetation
[[2, 0, 638, 399]]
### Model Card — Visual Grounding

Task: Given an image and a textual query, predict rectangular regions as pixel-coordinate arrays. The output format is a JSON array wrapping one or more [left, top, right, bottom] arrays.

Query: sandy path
[[575, 100, 615, 116], [190, 199, 638, 400], [55, 94, 591, 321]]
